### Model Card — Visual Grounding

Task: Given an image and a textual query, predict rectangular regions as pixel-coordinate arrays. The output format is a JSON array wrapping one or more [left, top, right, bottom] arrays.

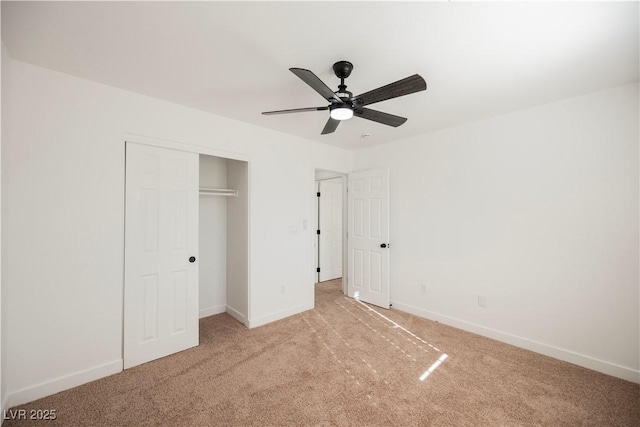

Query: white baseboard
[[199, 304, 226, 319], [5, 359, 122, 409], [391, 301, 640, 384], [247, 302, 313, 329], [225, 305, 247, 326]]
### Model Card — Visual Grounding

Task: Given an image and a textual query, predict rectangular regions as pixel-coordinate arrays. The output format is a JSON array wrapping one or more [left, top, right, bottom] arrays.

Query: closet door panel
[[124, 142, 199, 369]]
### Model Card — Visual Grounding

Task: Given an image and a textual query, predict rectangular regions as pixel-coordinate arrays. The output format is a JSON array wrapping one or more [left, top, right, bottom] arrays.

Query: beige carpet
[[5, 279, 639, 426]]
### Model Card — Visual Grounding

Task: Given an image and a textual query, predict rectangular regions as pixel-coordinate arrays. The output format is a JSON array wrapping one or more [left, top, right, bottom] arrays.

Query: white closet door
[[319, 178, 343, 282], [124, 142, 199, 369], [347, 168, 390, 309]]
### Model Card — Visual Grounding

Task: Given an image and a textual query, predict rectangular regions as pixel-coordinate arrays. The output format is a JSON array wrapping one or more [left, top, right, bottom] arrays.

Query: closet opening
[[199, 154, 249, 325], [124, 140, 250, 369]]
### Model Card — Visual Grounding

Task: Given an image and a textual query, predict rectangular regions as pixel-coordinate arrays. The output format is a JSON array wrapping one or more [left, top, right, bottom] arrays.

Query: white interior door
[[347, 168, 390, 309], [318, 178, 343, 282], [124, 142, 199, 369]]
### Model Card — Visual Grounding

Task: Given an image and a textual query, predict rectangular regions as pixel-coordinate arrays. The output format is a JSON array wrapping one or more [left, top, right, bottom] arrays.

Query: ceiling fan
[[262, 61, 427, 135]]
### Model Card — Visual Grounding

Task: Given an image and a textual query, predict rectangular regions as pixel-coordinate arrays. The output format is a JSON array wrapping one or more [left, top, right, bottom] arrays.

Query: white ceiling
[[2, 1, 638, 150]]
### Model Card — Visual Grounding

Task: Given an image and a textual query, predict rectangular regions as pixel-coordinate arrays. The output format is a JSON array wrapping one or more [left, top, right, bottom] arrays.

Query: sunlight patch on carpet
[[314, 311, 385, 379], [301, 315, 358, 383], [335, 300, 418, 362], [419, 353, 449, 381], [345, 296, 450, 381], [348, 297, 442, 352]]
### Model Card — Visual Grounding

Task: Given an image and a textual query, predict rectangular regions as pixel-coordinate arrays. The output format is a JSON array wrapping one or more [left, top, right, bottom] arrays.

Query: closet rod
[[199, 187, 238, 197]]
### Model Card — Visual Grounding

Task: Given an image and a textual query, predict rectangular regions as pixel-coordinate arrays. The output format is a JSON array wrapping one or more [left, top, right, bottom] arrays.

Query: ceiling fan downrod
[[333, 60, 353, 100]]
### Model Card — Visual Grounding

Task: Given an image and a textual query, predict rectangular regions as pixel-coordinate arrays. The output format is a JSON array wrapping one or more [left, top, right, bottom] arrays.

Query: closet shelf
[[199, 187, 238, 197]]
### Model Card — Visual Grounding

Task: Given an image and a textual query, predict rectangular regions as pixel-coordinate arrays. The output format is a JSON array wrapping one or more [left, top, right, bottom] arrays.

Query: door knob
[[189, 256, 196, 263], [380, 243, 388, 248]]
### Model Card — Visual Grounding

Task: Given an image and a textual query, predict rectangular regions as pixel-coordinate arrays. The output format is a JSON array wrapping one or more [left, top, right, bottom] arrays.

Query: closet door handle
[[189, 256, 196, 263]]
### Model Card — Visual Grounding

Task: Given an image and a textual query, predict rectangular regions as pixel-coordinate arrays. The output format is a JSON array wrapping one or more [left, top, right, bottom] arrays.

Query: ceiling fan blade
[[290, 68, 342, 103], [262, 106, 329, 115], [354, 108, 407, 127], [354, 74, 426, 107], [321, 117, 340, 135]]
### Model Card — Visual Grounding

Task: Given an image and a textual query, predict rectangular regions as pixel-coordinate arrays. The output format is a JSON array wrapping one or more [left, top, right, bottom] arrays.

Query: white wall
[[227, 159, 249, 324], [3, 59, 352, 407], [353, 83, 640, 382], [0, 39, 9, 415], [199, 155, 228, 318], [246, 139, 319, 325]]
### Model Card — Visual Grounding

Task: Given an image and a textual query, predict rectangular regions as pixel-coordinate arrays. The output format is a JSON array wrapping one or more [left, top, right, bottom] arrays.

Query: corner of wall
[[0, 36, 11, 422], [225, 305, 247, 327], [246, 302, 313, 329]]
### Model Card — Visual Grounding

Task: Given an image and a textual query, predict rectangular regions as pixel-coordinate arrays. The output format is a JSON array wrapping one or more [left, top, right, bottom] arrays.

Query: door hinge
[[316, 267, 321, 273], [317, 229, 321, 235], [317, 192, 321, 197]]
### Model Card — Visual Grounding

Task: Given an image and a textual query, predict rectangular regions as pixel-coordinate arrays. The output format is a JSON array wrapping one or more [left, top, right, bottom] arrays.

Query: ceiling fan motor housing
[[333, 60, 353, 79]]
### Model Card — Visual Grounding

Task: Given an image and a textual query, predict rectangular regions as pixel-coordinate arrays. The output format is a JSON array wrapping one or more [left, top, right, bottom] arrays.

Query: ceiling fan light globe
[[330, 107, 354, 121]]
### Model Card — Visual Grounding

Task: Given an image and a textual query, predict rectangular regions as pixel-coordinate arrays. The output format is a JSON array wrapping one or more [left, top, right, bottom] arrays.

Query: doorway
[[313, 167, 391, 309], [315, 169, 347, 294]]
